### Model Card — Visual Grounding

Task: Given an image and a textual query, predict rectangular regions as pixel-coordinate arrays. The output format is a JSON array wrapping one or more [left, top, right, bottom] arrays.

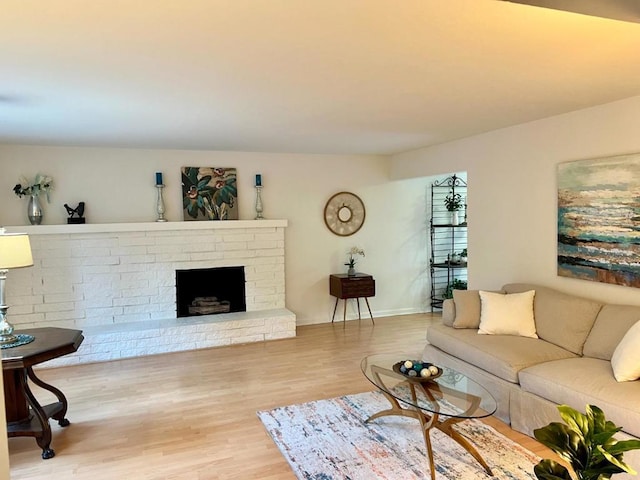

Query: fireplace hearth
[[176, 266, 246, 318]]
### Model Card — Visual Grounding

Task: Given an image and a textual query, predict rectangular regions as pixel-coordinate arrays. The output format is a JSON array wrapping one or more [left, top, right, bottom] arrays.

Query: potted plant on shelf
[[533, 404, 640, 480], [460, 248, 468, 264], [444, 191, 463, 225], [444, 278, 467, 299]]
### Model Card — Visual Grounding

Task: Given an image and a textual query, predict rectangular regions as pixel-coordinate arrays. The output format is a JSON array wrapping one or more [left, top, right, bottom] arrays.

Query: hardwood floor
[[8, 314, 550, 479]]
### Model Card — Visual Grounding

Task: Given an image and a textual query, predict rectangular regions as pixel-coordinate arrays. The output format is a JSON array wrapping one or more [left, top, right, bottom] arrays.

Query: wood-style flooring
[[8, 314, 552, 479]]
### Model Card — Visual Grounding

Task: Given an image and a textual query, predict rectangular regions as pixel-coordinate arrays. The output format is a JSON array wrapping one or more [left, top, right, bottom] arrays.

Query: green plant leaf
[[558, 405, 590, 438], [588, 405, 607, 435], [534, 422, 588, 470], [606, 439, 640, 455], [533, 460, 573, 480], [597, 445, 634, 474]]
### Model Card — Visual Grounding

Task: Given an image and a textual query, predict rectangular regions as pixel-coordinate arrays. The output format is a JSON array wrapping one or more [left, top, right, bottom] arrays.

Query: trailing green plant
[[444, 191, 463, 211], [534, 404, 640, 480], [443, 279, 467, 299]]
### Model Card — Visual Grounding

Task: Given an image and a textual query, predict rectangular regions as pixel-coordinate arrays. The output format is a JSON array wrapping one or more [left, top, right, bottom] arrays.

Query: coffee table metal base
[[365, 383, 493, 480]]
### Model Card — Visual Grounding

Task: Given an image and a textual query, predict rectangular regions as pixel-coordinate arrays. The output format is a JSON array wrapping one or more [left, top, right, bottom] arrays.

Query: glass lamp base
[[0, 334, 17, 344]]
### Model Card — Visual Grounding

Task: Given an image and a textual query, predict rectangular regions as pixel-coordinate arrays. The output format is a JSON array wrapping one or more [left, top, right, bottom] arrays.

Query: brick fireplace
[[4, 220, 295, 366]]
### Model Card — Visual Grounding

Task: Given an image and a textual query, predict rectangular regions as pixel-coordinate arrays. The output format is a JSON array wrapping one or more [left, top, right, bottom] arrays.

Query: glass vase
[[28, 195, 43, 225]]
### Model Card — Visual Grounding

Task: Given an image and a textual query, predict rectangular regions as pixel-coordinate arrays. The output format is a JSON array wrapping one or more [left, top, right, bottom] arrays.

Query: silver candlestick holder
[[255, 186, 264, 220], [156, 184, 167, 222]]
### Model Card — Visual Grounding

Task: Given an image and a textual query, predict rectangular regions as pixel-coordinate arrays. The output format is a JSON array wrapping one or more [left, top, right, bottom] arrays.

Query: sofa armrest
[[442, 298, 455, 326]]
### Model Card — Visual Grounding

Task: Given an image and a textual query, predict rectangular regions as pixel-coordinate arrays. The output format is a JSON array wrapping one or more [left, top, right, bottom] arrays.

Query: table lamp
[[0, 227, 34, 344]]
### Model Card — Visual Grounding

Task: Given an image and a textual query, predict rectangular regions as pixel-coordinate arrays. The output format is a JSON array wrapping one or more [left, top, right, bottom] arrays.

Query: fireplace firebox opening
[[176, 266, 246, 318]]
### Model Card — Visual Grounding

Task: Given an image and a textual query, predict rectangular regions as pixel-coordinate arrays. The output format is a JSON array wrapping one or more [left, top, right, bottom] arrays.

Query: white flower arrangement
[[345, 246, 365, 268], [13, 174, 54, 202]]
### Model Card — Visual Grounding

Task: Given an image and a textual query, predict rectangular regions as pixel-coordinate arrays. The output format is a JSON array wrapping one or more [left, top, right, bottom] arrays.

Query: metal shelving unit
[[430, 174, 467, 310]]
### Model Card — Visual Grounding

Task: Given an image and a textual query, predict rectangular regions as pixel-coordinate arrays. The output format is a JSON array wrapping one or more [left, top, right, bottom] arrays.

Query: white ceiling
[[2, 0, 640, 155]]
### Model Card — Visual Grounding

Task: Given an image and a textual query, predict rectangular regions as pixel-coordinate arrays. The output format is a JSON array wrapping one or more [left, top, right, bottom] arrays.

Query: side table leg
[[19, 371, 55, 459], [331, 297, 339, 323], [343, 298, 347, 325], [356, 298, 362, 320], [27, 367, 70, 427], [364, 297, 375, 324]]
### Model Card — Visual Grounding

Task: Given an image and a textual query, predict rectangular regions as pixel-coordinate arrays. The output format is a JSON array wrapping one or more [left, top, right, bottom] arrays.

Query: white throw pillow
[[611, 319, 640, 382], [478, 290, 538, 338]]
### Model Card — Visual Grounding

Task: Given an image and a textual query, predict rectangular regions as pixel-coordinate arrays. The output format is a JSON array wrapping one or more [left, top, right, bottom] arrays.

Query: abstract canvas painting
[[558, 154, 640, 288], [181, 167, 238, 221]]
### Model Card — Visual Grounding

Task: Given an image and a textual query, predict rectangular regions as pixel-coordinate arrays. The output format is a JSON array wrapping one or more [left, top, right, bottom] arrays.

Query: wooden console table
[[2, 327, 84, 459], [329, 273, 375, 324]]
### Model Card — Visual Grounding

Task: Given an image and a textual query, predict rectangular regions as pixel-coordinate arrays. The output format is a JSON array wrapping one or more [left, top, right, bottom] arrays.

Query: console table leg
[[356, 298, 362, 320]]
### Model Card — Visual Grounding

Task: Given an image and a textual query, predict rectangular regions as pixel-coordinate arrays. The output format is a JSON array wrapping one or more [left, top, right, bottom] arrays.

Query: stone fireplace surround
[[4, 220, 295, 367]]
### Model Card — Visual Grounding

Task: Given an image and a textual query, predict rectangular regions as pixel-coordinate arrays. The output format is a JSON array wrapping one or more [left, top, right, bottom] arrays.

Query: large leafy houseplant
[[534, 404, 640, 480]]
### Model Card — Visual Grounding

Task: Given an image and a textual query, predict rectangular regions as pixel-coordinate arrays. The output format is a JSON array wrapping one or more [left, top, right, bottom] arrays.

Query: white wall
[[390, 95, 640, 307], [0, 145, 430, 324]]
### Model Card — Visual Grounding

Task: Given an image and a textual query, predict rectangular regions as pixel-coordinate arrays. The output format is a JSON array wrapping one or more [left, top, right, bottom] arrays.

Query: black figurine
[[64, 202, 86, 224]]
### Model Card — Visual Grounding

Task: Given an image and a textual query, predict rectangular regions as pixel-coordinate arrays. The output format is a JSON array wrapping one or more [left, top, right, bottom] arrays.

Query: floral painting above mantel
[[557, 153, 640, 288], [181, 167, 238, 221]]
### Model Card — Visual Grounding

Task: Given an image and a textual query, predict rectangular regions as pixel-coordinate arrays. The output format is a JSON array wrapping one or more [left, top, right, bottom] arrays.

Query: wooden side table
[[2, 327, 84, 459], [329, 273, 375, 324]]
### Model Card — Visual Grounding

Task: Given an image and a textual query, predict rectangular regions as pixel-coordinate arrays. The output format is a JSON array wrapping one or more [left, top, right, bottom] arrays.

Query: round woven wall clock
[[323, 191, 366, 236]]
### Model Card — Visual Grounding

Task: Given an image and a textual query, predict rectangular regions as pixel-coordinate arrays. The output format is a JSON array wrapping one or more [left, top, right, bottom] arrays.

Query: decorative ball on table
[[396, 359, 442, 380]]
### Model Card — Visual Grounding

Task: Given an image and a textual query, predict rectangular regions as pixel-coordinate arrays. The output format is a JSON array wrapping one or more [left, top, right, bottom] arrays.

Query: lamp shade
[[0, 233, 33, 269]]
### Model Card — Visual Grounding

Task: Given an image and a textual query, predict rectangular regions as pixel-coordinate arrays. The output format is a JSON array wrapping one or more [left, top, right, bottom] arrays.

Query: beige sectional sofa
[[423, 283, 640, 477]]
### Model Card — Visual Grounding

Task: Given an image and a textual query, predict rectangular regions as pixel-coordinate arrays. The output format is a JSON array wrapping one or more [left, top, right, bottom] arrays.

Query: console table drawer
[[330, 274, 375, 299]]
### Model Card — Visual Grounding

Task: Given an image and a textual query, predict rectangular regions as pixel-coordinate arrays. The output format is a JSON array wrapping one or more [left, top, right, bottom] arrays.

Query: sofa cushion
[[519, 357, 640, 438], [502, 283, 603, 355], [478, 290, 537, 338], [612, 320, 640, 382], [583, 304, 640, 361], [442, 299, 455, 327], [452, 290, 481, 328], [426, 323, 576, 383]]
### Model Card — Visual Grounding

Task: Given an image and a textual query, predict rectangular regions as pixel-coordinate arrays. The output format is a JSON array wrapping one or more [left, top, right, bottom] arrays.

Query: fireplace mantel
[[4, 219, 288, 235]]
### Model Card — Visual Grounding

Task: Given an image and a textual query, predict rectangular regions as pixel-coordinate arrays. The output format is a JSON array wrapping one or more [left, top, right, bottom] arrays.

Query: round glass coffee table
[[361, 353, 497, 480]]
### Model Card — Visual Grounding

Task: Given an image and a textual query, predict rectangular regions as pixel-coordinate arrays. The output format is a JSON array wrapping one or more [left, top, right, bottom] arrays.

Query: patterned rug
[[258, 391, 540, 480]]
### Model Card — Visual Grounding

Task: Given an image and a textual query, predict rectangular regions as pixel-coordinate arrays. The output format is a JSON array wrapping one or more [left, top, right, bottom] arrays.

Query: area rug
[[258, 391, 539, 480]]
